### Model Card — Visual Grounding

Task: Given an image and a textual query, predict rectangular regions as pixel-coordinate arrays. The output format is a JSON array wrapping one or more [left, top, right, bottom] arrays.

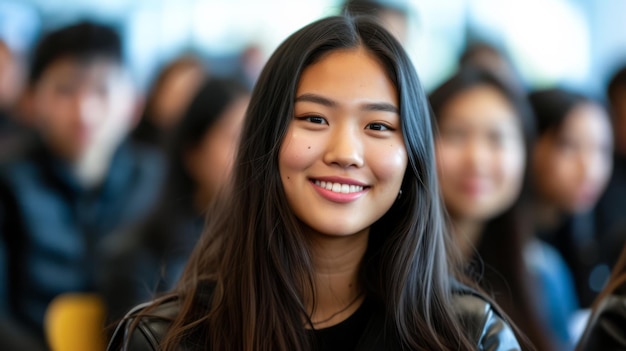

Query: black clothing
[[106, 281, 522, 351], [309, 296, 373, 351]]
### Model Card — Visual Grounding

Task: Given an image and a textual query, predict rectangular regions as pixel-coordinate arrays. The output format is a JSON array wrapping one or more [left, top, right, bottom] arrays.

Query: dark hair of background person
[[606, 65, 626, 105], [29, 20, 122, 85], [429, 66, 551, 350], [605, 64, 626, 156], [102, 76, 250, 323], [459, 42, 507, 68], [528, 88, 598, 136], [131, 54, 207, 147], [132, 15, 513, 351], [458, 41, 526, 95]]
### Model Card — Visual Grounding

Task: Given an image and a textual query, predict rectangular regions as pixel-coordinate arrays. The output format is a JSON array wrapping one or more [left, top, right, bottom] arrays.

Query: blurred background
[[2, 0, 625, 96], [2, 1, 626, 350]]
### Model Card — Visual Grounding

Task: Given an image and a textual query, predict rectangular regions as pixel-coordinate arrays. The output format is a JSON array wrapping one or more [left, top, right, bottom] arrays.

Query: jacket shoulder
[[107, 298, 179, 351], [451, 284, 522, 350], [107, 281, 215, 351]]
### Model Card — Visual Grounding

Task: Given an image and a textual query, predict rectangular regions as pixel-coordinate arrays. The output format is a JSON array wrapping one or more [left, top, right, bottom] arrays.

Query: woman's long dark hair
[[430, 66, 551, 350], [155, 15, 481, 350]]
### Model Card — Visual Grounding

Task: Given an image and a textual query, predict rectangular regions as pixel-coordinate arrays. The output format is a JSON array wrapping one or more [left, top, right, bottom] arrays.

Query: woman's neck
[[450, 217, 484, 261], [306, 229, 368, 329]]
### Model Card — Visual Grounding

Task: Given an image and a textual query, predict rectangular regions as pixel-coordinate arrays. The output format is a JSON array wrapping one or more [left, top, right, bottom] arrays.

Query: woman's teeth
[[314, 180, 364, 193]]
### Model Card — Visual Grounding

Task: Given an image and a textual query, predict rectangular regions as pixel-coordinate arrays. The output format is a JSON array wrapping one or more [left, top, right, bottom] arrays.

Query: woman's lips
[[310, 178, 369, 203]]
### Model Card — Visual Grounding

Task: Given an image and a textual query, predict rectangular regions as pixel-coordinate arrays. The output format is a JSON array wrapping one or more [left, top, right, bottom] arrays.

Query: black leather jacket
[[576, 284, 626, 350], [107, 283, 521, 351]]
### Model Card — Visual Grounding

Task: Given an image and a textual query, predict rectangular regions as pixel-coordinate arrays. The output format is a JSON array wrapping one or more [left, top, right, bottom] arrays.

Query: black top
[[106, 280, 523, 351], [309, 297, 373, 351]]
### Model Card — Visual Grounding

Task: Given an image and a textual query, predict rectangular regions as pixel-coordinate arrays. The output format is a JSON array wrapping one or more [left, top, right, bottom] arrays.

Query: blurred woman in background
[[100, 76, 250, 324], [529, 88, 614, 310], [430, 66, 576, 350]]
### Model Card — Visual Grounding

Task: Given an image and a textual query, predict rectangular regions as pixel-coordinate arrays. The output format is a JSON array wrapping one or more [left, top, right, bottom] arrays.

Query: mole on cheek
[[308, 146, 311, 149]]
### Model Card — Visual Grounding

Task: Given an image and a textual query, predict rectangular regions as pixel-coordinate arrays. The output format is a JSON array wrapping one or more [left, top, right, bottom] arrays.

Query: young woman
[[107, 15, 521, 351], [529, 88, 614, 308], [100, 76, 250, 324], [576, 242, 626, 350], [430, 67, 574, 350]]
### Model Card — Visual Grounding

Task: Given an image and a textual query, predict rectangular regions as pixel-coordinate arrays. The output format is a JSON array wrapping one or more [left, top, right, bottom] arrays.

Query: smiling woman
[[107, 15, 522, 351]]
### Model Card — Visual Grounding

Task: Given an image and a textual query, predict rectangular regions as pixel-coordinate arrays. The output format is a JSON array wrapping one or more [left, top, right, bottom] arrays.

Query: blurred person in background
[[529, 88, 613, 310], [0, 20, 164, 349], [131, 53, 207, 148], [430, 66, 578, 350], [236, 43, 266, 90], [575, 241, 626, 350], [593, 65, 626, 289], [458, 40, 527, 95], [100, 76, 250, 325]]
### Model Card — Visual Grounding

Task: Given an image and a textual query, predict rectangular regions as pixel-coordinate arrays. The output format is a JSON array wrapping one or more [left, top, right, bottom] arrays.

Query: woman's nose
[[323, 125, 364, 168]]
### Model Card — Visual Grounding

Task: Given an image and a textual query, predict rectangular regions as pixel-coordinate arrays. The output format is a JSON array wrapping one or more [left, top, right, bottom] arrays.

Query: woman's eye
[[366, 123, 392, 131], [296, 115, 327, 124]]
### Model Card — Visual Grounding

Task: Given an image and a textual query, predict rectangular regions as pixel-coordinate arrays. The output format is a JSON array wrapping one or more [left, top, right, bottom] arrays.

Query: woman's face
[[279, 47, 408, 238], [532, 102, 613, 213], [436, 85, 526, 221], [186, 95, 250, 208]]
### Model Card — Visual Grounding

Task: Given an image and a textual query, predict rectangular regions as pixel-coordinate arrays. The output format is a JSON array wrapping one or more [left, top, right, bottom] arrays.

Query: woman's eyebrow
[[295, 93, 398, 114], [362, 102, 399, 114], [295, 93, 336, 107]]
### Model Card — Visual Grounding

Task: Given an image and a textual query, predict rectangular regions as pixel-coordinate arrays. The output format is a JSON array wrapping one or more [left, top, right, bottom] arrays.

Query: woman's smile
[[310, 176, 370, 203]]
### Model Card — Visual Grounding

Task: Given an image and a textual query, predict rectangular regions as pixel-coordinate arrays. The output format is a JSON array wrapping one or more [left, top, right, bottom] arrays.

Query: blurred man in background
[[0, 20, 164, 349]]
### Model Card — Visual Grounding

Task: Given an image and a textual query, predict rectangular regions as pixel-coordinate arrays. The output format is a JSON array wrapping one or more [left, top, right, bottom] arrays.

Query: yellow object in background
[[44, 293, 106, 351]]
